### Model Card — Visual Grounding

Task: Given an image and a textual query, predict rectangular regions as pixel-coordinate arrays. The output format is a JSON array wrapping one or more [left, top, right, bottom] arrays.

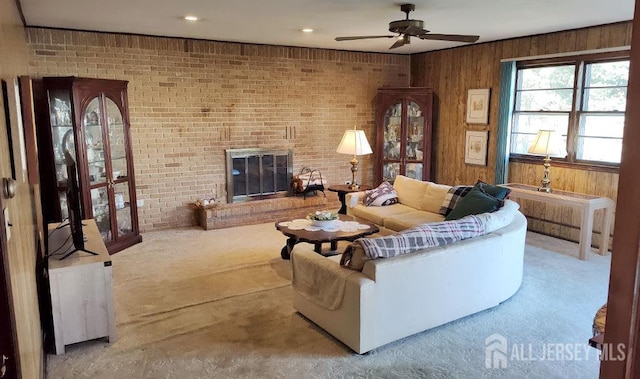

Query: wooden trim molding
[[509, 155, 620, 174]]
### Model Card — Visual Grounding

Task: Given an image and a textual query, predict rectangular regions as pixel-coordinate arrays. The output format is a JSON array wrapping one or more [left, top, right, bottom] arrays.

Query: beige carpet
[[46, 223, 611, 378]]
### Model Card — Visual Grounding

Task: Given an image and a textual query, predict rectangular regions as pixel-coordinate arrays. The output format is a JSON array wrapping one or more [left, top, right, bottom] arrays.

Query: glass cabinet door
[[84, 95, 135, 244], [48, 89, 74, 220], [404, 101, 424, 180], [382, 102, 402, 181], [84, 97, 110, 242], [90, 186, 111, 243], [85, 98, 107, 186], [106, 98, 135, 239]]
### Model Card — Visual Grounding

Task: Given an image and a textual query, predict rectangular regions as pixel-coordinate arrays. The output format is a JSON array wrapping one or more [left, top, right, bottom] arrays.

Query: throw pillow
[[363, 181, 399, 206], [439, 185, 473, 216], [444, 186, 504, 221], [475, 180, 511, 200]]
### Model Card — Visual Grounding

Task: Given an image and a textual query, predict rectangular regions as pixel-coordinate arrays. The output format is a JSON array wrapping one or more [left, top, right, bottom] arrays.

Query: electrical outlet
[[137, 199, 144, 207]]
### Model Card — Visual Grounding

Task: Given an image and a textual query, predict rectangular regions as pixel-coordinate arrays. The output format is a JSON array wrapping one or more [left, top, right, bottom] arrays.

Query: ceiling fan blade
[[418, 33, 480, 43], [402, 25, 429, 36], [335, 35, 395, 41], [389, 35, 409, 50]]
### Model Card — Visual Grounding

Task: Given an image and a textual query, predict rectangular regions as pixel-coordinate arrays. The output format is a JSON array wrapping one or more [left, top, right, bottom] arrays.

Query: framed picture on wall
[[465, 130, 488, 166], [466, 88, 490, 124]]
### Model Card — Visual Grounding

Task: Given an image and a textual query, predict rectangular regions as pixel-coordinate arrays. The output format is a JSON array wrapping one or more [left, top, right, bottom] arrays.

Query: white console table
[[502, 183, 614, 260], [47, 219, 116, 354]]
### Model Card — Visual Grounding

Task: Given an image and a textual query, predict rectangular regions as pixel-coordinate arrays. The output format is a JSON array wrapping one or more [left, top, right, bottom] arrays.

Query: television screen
[[61, 151, 96, 259]]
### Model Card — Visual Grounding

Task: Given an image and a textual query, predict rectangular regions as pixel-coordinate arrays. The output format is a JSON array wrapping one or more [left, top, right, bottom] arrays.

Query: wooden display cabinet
[[375, 87, 433, 184], [34, 77, 141, 254]]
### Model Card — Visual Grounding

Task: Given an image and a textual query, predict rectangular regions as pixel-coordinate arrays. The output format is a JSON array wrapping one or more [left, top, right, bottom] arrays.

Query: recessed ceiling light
[[301, 28, 314, 33], [184, 16, 199, 21]]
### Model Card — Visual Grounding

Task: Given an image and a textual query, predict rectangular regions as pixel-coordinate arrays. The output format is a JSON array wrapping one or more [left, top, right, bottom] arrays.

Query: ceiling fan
[[335, 3, 480, 49]]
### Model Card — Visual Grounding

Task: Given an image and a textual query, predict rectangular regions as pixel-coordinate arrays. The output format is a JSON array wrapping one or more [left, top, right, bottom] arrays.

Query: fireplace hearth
[[225, 148, 293, 203]]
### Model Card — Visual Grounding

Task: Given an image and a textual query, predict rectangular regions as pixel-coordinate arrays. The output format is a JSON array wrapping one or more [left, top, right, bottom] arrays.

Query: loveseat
[[290, 176, 527, 354]]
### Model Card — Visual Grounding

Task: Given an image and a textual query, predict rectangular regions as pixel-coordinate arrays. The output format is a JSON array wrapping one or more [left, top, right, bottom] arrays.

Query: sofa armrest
[[291, 244, 375, 290], [345, 191, 366, 211]]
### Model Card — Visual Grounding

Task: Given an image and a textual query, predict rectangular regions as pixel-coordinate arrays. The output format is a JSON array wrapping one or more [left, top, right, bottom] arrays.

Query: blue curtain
[[494, 61, 516, 184]]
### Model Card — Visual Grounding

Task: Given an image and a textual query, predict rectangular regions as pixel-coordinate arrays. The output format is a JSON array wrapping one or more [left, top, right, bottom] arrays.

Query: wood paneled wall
[[411, 22, 632, 248], [0, 0, 44, 378]]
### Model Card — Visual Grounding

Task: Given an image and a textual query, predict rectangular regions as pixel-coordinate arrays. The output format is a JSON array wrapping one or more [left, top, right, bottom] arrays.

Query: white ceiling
[[19, 0, 635, 54]]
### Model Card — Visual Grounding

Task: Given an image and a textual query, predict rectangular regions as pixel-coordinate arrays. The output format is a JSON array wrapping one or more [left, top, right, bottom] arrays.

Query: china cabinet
[[375, 87, 433, 184], [35, 77, 141, 254]]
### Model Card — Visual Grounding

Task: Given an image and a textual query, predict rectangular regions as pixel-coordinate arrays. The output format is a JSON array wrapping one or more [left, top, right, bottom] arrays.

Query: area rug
[[46, 223, 611, 379]]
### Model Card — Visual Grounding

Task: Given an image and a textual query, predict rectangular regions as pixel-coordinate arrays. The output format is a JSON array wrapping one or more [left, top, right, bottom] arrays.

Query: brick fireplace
[[189, 147, 340, 230], [225, 148, 293, 203]]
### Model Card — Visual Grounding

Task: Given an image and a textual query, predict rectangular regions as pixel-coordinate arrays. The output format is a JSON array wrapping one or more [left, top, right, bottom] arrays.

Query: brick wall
[[26, 28, 410, 232]]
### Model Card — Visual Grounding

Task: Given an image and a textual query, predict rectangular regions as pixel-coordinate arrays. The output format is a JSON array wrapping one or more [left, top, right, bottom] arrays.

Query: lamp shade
[[336, 129, 373, 156], [527, 130, 567, 157]]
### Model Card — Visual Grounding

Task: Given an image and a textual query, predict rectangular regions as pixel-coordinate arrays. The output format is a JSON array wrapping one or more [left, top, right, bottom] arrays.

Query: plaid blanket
[[439, 185, 473, 216], [355, 215, 486, 260]]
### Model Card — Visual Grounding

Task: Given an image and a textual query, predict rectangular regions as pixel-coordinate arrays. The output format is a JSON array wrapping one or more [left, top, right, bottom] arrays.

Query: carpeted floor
[[46, 223, 611, 379]]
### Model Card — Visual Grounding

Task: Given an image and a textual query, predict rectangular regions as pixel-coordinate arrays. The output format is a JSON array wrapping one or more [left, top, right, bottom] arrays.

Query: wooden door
[[0, 193, 17, 378], [0, 80, 18, 379]]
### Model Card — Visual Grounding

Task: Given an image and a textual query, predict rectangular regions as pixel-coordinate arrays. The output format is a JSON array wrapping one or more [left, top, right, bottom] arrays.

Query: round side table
[[328, 184, 372, 214]]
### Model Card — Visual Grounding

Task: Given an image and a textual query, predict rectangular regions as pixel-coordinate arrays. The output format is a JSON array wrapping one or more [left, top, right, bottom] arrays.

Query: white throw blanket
[[291, 252, 356, 310]]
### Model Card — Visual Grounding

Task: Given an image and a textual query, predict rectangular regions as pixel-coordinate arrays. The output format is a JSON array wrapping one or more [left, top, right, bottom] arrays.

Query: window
[[510, 53, 629, 166]]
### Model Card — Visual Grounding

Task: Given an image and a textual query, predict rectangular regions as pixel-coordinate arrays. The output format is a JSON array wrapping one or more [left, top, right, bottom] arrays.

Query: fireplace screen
[[225, 148, 293, 203]]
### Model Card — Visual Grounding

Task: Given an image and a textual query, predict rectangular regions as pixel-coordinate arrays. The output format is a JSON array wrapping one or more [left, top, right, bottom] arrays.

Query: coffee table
[[275, 214, 379, 259]]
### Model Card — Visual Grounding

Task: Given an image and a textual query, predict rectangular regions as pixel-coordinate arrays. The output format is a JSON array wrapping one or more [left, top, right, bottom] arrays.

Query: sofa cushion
[[349, 203, 415, 226], [392, 175, 428, 209], [421, 182, 452, 213], [363, 181, 399, 206], [475, 180, 511, 200], [383, 210, 445, 232], [439, 185, 473, 216], [445, 187, 504, 221]]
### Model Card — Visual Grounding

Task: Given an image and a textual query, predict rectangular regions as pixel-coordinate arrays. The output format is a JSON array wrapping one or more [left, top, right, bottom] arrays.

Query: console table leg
[[579, 206, 595, 260]]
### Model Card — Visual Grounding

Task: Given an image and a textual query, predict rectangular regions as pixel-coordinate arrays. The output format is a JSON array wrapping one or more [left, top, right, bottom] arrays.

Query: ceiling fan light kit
[[335, 3, 480, 50]]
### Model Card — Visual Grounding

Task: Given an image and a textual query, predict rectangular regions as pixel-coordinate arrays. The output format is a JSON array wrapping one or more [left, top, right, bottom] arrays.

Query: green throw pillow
[[475, 180, 511, 200], [444, 187, 504, 221]]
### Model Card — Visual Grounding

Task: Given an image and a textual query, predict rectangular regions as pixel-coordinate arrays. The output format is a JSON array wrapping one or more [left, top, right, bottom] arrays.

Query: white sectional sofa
[[290, 176, 527, 354]]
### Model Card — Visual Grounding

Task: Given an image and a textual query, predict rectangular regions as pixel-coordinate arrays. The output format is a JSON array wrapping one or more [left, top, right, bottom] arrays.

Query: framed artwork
[[465, 130, 488, 166], [466, 88, 490, 124]]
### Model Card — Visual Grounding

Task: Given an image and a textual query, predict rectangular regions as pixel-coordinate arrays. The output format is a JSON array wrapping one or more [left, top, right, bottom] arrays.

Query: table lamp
[[336, 126, 373, 190], [527, 129, 566, 193]]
